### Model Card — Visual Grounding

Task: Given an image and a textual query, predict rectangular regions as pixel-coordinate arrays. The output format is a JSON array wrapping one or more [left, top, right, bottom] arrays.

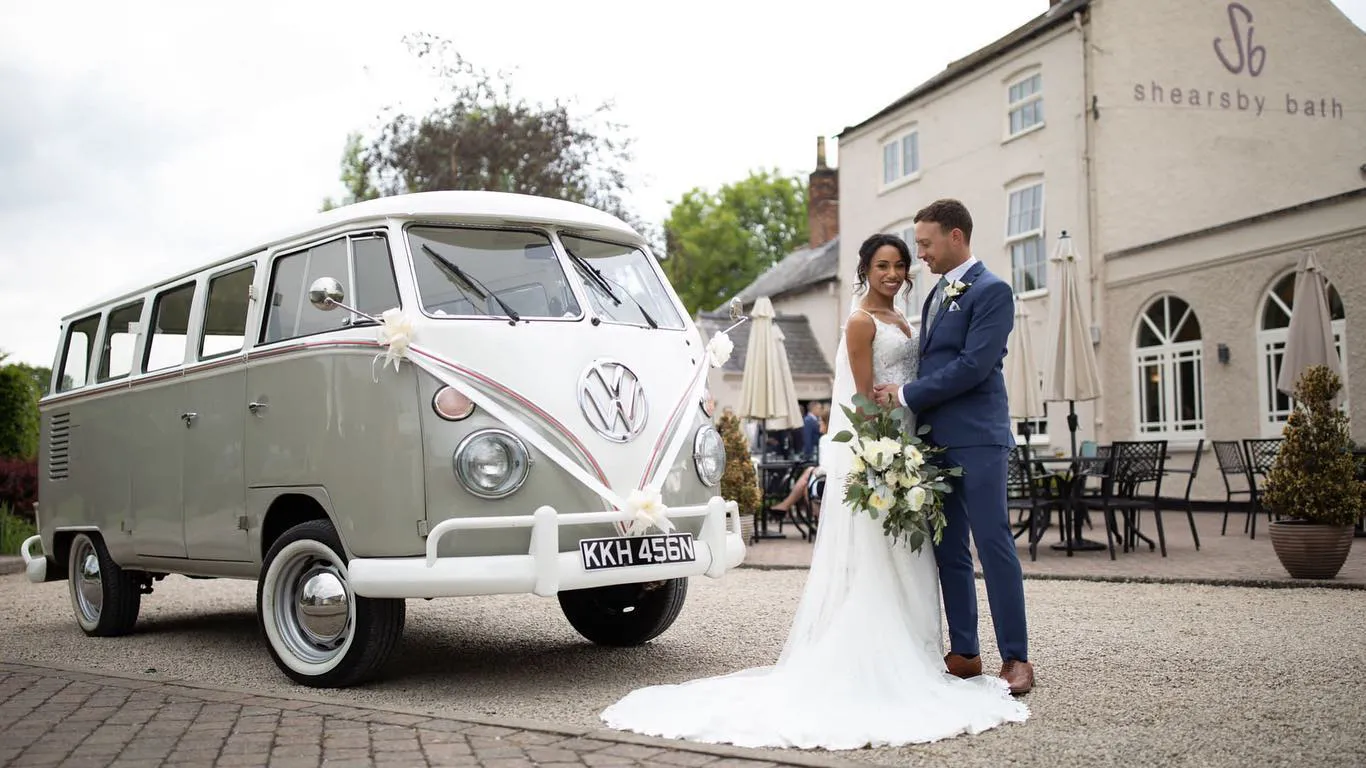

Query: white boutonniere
[[704, 331, 734, 368], [943, 280, 970, 299]]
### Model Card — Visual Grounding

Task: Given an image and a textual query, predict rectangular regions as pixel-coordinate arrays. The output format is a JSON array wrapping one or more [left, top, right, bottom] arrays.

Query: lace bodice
[[860, 310, 919, 386]]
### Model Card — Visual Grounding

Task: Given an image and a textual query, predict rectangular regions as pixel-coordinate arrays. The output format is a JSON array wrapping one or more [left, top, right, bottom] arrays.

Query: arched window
[[1134, 295, 1205, 436], [1257, 272, 1348, 436]]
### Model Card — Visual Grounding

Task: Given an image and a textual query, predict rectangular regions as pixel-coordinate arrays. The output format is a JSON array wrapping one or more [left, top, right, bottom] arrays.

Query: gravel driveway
[[2, 569, 1364, 767]]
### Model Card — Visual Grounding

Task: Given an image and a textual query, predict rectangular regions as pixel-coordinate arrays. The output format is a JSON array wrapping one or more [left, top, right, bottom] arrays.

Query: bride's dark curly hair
[[854, 233, 913, 295]]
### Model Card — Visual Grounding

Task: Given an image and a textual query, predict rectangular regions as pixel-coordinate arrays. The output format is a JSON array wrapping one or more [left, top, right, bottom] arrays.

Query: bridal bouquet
[[829, 394, 962, 553]]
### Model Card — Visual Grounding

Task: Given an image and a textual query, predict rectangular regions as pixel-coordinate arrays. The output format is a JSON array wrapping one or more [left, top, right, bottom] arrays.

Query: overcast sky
[[2, 0, 1364, 368]]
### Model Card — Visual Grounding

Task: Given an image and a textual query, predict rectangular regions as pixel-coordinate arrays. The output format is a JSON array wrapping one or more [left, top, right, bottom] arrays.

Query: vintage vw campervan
[[20, 191, 746, 687]]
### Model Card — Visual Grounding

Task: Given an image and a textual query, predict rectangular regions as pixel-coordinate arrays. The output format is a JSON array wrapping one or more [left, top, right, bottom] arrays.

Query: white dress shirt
[[896, 255, 978, 407]]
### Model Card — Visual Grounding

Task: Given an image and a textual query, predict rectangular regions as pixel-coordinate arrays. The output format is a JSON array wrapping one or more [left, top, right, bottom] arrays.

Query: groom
[[873, 199, 1033, 695]]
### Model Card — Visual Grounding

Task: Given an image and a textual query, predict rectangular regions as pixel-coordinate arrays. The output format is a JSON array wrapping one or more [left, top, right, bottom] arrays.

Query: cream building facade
[[835, 0, 1366, 500]]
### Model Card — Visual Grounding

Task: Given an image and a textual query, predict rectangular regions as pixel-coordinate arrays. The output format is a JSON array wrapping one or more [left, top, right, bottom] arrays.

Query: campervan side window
[[352, 235, 401, 316], [57, 314, 100, 392], [406, 226, 581, 320], [260, 233, 401, 344], [145, 282, 197, 373], [96, 300, 144, 382], [200, 265, 255, 359]]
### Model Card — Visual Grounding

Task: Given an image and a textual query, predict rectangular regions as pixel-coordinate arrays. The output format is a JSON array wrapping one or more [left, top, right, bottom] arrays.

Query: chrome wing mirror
[[307, 277, 379, 324]]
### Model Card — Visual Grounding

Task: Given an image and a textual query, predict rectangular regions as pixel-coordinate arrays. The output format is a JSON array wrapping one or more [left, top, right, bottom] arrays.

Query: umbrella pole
[[1068, 401, 1079, 457]]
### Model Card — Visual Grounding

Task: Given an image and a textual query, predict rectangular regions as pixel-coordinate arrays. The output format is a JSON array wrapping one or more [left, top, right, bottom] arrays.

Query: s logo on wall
[[1130, 1, 1345, 120], [1214, 2, 1266, 77]]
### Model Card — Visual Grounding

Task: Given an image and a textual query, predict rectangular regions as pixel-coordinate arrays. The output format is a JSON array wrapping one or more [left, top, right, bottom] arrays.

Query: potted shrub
[[717, 410, 761, 543], [1263, 365, 1364, 579]]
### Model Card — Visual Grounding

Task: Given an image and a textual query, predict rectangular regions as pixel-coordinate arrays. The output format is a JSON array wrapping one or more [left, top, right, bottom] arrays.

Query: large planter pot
[[1268, 520, 1355, 579], [740, 512, 757, 544]]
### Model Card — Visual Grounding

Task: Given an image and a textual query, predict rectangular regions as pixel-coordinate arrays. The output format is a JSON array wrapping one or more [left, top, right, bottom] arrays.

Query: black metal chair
[[1242, 438, 1283, 540], [1156, 439, 1204, 551], [1109, 440, 1169, 555], [1212, 440, 1254, 536], [1073, 448, 1122, 560], [1007, 447, 1064, 561]]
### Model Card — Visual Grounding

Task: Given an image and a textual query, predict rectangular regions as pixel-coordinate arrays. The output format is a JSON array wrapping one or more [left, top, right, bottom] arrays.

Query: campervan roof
[[62, 191, 646, 322]]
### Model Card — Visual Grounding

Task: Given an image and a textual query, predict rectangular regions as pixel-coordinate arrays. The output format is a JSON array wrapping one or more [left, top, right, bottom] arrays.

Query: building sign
[[1131, 2, 1345, 119]]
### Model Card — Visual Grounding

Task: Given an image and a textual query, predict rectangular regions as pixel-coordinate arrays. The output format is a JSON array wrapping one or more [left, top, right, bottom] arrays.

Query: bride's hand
[[872, 383, 898, 407]]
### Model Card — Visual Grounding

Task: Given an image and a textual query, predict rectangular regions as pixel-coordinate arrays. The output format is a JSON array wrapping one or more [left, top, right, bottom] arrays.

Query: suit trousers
[[933, 444, 1029, 662]]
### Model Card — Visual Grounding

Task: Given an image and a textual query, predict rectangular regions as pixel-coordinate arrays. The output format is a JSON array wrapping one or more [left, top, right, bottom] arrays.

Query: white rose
[[869, 485, 896, 512], [900, 470, 921, 489], [850, 453, 866, 474], [863, 437, 901, 470], [902, 444, 924, 468], [905, 485, 928, 511]]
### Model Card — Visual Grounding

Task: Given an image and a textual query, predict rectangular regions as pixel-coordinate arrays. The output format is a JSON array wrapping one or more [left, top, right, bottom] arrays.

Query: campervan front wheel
[[257, 519, 405, 688], [67, 533, 142, 637], [558, 578, 688, 646]]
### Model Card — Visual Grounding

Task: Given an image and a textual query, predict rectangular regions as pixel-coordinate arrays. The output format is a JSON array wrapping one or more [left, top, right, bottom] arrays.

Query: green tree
[[660, 169, 809, 316], [326, 33, 654, 245], [320, 132, 380, 212], [0, 365, 39, 460]]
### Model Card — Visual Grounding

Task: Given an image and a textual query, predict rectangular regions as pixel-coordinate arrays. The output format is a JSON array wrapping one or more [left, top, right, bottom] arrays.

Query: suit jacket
[[900, 260, 1015, 448]]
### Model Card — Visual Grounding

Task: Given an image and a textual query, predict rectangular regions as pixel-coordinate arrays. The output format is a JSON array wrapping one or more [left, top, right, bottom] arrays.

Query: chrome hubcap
[[73, 540, 103, 623], [273, 548, 352, 665]]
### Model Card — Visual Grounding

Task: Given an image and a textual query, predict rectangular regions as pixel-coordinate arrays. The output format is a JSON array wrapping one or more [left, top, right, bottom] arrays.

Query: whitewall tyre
[[67, 532, 142, 637], [256, 519, 404, 688], [558, 578, 689, 646]]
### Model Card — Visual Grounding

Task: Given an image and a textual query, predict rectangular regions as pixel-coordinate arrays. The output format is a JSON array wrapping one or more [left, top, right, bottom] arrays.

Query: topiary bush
[[717, 410, 761, 521], [1262, 365, 1366, 527]]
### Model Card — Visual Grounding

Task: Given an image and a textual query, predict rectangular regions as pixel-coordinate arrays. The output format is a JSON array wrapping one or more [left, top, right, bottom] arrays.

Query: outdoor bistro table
[[1031, 454, 1109, 553], [754, 458, 799, 541]]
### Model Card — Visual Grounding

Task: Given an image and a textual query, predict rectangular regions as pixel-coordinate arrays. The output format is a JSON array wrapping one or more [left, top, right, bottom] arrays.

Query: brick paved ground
[[0, 662, 858, 768], [743, 511, 1366, 586]]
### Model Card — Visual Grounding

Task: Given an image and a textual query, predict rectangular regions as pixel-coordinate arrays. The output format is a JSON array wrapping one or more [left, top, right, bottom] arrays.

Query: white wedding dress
[[599, 309, 1029, 750]]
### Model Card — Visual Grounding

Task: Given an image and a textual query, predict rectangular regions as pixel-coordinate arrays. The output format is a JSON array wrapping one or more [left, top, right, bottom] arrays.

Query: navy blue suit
[[900, 260, 1028, 663]]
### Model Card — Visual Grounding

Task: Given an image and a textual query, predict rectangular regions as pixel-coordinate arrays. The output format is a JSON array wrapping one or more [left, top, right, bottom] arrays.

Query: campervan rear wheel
[[558, 578, 688, 646], [257, 519, 405, 688], [67, 532, 142, 637]]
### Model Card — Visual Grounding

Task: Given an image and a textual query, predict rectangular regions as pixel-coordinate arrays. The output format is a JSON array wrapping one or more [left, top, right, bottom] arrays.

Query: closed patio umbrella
[[1043, 231, 1103, 457], [1006, 297, 1045, 447], [739, 297, 802, 448], [1277, 250, 1342, 398]]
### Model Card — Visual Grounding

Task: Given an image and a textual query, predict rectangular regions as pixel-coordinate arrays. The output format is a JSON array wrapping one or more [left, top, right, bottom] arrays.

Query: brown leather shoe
[[999, 660, 1034, 695], [944, 653, 983, 679]]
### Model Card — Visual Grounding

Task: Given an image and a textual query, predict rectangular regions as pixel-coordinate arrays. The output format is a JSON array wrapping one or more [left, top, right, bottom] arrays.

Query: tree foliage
[[0, 364, 39, 460], [326, 34, 652, 243], [660, 169, 809, 317], [1262, 365, 1366, 526]]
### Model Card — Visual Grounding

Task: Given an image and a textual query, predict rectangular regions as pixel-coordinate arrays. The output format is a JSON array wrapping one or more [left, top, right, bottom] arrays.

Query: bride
[[599, 233, 1029, 750]]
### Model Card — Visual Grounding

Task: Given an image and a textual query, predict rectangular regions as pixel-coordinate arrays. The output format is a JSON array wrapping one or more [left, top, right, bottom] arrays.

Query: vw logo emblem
[[578, 360, 647, 442]]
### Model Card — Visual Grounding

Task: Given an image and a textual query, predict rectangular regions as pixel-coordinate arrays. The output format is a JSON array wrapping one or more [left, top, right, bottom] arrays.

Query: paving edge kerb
[[0, 659, 866, 768]]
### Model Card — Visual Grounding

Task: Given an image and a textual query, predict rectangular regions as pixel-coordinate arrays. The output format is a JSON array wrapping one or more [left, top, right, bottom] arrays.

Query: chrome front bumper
[[347, 496, 746, 599], [21, 535, 47, 583]]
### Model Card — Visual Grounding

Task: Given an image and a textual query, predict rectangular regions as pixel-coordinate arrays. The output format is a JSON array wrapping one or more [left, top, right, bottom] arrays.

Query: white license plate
[[579, 533, 696, 571]]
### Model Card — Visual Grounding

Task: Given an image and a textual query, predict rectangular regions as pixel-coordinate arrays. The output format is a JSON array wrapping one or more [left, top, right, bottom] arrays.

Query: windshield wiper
[[420, 244, 520, 324], [562, 246, 658, 329]]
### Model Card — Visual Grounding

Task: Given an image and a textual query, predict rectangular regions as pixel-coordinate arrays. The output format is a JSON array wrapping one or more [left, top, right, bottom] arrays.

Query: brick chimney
[[808, 136, 838, 249]]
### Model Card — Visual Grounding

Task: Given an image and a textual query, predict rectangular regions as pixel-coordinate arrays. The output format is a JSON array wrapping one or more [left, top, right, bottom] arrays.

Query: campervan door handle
[[248, 401, 268, 414], [180, 412, 198, 427]]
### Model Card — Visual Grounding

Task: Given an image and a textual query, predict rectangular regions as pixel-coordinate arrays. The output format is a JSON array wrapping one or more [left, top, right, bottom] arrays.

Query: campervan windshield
[[558, 234, 684, 330]]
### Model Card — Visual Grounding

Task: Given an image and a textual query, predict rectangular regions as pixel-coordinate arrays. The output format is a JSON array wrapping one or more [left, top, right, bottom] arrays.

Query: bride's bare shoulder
[[844, 311, 875, 349]]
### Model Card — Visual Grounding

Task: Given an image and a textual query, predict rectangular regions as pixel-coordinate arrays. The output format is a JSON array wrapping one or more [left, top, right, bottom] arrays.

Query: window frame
[[196, 262, 259, 363], [1132, 294, 1207, 439], [1005, 68, 1045, 140], [1256, 271, 1349, 437], [55, 313, 102, 393], [1004, 179, 1047, 296], [879, 124, 922, 192], [141, 280, 200, 375], [257, 229, 400, 346], [401, 222, 588, 325], [95, 298, 146, 383]]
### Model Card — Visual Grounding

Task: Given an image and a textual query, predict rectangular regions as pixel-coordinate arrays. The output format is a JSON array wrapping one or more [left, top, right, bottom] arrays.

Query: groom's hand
[[872, 383, 899, 407]]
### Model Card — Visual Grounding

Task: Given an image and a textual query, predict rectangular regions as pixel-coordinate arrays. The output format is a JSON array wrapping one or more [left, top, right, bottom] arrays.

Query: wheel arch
[[251, 487, 348, 564]]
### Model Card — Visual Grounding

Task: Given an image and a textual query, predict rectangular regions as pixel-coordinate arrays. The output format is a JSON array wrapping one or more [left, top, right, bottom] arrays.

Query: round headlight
[[453, 429, 531, 498], [693, 424, 726, 487]]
